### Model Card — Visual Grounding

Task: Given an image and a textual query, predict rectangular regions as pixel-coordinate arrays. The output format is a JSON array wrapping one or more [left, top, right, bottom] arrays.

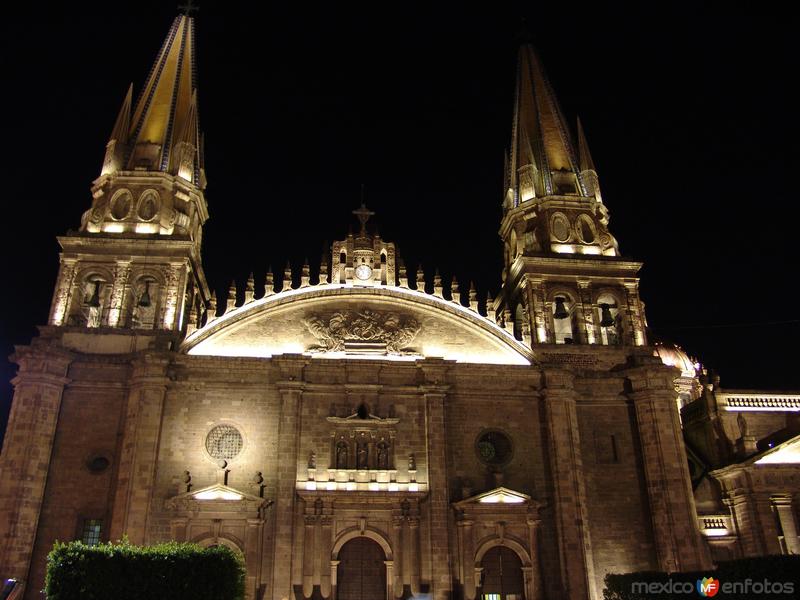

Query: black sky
[[1, 1, 798, 441]]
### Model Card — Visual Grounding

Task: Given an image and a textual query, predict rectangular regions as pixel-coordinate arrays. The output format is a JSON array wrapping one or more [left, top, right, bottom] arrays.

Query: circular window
[[86, 455, 110, 473], [475, 430, 514, 467], [206, 425, 243, 460], [110, 191, 133, 220], [551, 213, 571, 242]]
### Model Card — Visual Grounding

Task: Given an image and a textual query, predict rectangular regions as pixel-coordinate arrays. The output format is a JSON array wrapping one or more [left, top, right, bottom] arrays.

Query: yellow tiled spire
[[120, 14, 202, 186], [507, 44, 583, 205]]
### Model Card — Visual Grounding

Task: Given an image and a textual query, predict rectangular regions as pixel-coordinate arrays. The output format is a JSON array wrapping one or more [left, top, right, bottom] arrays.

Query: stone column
[[109, 353, 170, 544], [160, 261, 187, 331], [246, 518, 264, 600], [302, 516, 315, 598], [319, 516, 333, 597], [48, 257, 77, 326], [0, 345, 72, 585], [576, 280, 596, 344], [107, 260, 131, 327], [385, 560, 395, 599], [526, 516, 544, 600], [773, 496, 800, 554], [626, 358, 710, 571], [525, 277, 548, 343], [458, 518, 476, 600], [419, 359, 452, 600], [541, 367, 595, 600], [623, 282, 646, 346], [329, 560, 340, 599], [393, 516, 405, 596], [271, 356, 305, 600], [408, 516, 422, 595]]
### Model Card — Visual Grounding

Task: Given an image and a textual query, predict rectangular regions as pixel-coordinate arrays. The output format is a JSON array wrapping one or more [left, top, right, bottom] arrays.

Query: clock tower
[[330, 203, 397, 286]]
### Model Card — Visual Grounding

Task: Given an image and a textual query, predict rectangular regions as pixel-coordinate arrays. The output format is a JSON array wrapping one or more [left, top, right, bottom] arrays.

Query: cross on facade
[[353, 202, 375, 237]]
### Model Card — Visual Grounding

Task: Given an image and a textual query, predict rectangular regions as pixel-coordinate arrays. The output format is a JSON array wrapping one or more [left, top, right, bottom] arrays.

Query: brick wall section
[[109, 352, 170, 544], [541, 367, 596, 600], [577, 386, 657, 594], [26, 359, 128, 599], [0, 344, 71, 590], [626, 359, 711, 572]]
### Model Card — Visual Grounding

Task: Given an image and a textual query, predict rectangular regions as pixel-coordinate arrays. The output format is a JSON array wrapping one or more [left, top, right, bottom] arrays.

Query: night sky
[[1, 2, 798, 442]]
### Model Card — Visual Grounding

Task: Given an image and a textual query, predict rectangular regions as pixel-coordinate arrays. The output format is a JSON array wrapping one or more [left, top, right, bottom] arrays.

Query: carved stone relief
[[303, 308, 420, 355]]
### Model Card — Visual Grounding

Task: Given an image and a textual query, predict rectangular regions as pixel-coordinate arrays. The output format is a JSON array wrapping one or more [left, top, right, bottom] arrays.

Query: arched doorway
[[337, 537, 386, 600], [480, 546, 525, 600]]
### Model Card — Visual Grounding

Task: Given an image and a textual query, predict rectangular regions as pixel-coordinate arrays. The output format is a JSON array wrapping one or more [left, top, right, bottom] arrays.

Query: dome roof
[[654, 343, 697, 378]]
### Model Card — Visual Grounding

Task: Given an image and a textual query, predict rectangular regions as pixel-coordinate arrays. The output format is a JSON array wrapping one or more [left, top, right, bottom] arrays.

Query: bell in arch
[[599, 303, 616, 327], [553, 297, 569, 320], [138, 281, 152, 307], [87, 281, 101, 307]]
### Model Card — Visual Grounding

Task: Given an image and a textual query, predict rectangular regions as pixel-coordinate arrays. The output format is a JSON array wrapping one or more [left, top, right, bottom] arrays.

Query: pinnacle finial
[[245, 272, 255, 303]]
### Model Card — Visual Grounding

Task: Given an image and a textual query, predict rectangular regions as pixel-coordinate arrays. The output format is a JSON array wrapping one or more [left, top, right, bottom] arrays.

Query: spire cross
[[353, 202, 375, 238], [178, 0, 199, 15]]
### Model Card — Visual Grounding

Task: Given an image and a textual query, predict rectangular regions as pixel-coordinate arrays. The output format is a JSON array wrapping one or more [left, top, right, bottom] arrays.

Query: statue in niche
[[357, 442, 369, 469], [408, 453, 416, 471], [377, 439, 389, 470], [336, 441, 348, 469], [308, 450, 317, 469]]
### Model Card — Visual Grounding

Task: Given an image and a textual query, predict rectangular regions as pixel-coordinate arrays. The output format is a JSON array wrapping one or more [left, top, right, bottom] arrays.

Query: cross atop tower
[[178, 0, 199, 16], [352, 202, 375, 238]]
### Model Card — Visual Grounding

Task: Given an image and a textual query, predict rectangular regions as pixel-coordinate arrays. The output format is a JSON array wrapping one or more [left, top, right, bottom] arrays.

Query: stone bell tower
[[48, 12, 210, 338], [330, 203, 398, 287], [497, 43, 647, 348]]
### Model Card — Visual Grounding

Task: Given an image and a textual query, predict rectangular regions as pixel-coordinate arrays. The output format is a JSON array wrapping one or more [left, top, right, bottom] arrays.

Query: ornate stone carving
[[303, 308, 420, 354]]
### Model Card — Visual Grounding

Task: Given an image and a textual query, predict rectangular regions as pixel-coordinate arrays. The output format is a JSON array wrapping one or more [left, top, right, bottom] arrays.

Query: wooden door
[[481, 546, 524, 600], [337, 537, 386, 600]]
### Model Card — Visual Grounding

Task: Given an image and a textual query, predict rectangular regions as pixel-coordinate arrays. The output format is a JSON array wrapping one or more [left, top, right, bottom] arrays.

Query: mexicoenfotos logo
[[697, 577, 720, 597]]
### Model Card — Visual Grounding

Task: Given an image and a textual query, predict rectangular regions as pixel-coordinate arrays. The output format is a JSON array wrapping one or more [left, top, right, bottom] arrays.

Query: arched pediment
[[182, 286, 532, 365]]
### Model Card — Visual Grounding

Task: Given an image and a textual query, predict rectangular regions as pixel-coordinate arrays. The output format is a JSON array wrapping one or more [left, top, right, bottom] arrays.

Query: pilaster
[[48, 258, 77, 326], [626, 358, 710, 571], [419, 359, 452, 600], [109, 352, 170, 544], [107, 260, 131, 327], [773, 495, 800, 555], [271, 355, 306, 600], [0, 344, 72, 584], [541, 367, 595, 600]]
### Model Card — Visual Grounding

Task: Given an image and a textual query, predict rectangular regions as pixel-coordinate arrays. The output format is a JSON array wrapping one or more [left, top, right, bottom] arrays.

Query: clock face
[[355, 264, 373, 280]]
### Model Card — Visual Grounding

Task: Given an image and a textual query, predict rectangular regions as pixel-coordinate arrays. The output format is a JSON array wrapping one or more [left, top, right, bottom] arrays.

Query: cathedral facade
[[2, 12, 799, 600]]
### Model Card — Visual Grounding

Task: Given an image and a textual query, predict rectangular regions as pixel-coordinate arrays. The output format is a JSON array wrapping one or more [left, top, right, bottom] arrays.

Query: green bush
[[45, 539, 245, 600], [603, 555, 800, 600]]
